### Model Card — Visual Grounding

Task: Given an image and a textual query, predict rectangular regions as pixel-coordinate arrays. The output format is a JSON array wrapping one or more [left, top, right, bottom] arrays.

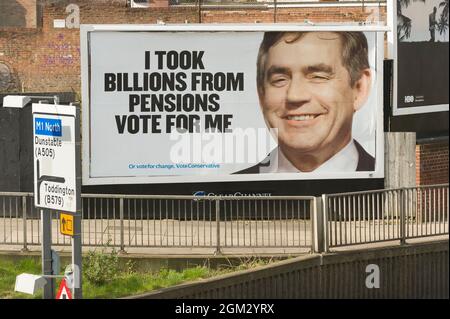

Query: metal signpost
[[32, 103, 82, 299]]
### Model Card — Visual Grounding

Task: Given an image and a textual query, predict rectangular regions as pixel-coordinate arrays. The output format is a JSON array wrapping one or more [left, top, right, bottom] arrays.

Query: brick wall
[[0, 1, 201, 95], [416, 142, 449, 185], [201, 6, 384, 23], [0, 1, 386, 95], [0, 0, 37, 28]]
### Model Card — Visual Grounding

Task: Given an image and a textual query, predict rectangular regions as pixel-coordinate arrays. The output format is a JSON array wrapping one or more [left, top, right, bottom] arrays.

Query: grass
[[0, 258, 42, 299], [82, 266, 213, 299], [0, 255, 273, 299]]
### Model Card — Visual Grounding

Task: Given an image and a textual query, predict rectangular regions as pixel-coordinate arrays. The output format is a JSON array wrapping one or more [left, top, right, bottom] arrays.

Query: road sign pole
[[41, 209, 54, 299], [72, 106, 82, 299]]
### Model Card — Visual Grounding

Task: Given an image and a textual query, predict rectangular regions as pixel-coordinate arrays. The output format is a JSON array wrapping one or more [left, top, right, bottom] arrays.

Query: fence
[[0, 193, 314, 253], [0, 183, 448, 254], [323, 184, 449, 251]]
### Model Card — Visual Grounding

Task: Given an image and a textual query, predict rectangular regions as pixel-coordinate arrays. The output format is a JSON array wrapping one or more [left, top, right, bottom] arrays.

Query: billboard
[[81, 25, 385, 185], [393, 0, 449, 115]]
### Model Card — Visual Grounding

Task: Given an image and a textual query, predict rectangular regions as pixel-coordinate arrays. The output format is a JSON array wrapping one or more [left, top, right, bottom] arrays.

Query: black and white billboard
[[394, 0, 449, 115]]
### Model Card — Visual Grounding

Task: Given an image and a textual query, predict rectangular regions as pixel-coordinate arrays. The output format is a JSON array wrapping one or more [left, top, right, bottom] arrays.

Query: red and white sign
[[56, 278, 73, 299]]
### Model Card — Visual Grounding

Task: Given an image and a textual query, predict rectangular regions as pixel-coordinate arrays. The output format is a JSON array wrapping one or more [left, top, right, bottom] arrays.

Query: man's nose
[[286, 77, 311, 105]]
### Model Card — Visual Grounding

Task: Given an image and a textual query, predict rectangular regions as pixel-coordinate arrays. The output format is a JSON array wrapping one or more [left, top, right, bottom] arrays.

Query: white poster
[[81, 25, 384, 185]]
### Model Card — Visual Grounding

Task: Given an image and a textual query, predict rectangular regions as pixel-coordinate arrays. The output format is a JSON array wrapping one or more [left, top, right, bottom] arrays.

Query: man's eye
[[270, 76, 288, 87], [310, 74, 330, 81]]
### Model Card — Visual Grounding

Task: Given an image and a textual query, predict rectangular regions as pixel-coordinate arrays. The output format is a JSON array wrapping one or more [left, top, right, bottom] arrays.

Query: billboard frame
[[81, 24, 387, 185]]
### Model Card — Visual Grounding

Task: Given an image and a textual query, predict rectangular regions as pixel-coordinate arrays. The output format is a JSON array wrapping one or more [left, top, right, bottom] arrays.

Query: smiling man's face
[[259, 32, 368, 162]]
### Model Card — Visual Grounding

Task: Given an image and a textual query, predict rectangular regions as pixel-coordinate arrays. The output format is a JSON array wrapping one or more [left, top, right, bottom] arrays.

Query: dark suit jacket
[[235, 139, 375, 174]]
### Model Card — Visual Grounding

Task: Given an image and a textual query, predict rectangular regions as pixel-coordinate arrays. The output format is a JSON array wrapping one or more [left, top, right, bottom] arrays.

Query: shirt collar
[[260, 140, 359, 173]]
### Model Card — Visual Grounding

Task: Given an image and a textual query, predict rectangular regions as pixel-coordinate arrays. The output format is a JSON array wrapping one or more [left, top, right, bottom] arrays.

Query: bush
[[83, 249, 119, 285]]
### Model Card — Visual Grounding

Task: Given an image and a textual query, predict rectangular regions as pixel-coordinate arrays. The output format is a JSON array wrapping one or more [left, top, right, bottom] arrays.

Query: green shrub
[[124, 260, 136, 275], [182, 266, 209, 280], [83, 249, 119, 285]]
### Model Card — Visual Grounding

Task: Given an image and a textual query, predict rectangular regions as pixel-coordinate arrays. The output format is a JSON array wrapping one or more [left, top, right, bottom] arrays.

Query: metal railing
[[0, 184, 448, 254], [323, 184, 449, 251], [81, 194, 314, 252], [0, 193, 314, 253]]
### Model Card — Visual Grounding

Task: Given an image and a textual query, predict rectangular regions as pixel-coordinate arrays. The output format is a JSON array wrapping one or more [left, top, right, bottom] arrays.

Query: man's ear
[[353, 68, 372, 112]]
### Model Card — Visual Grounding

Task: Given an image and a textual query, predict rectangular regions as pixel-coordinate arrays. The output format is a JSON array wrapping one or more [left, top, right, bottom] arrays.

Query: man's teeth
[[287, 115, 317, 121]]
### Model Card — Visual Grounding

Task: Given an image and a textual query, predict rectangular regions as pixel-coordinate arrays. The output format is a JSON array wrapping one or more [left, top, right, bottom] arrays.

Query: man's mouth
[[286, 114, 319, 121], [281, 113, 324, 128]]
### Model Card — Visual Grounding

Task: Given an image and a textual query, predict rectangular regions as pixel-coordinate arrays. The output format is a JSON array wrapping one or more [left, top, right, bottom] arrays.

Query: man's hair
[[256, 32, 370, 93]]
